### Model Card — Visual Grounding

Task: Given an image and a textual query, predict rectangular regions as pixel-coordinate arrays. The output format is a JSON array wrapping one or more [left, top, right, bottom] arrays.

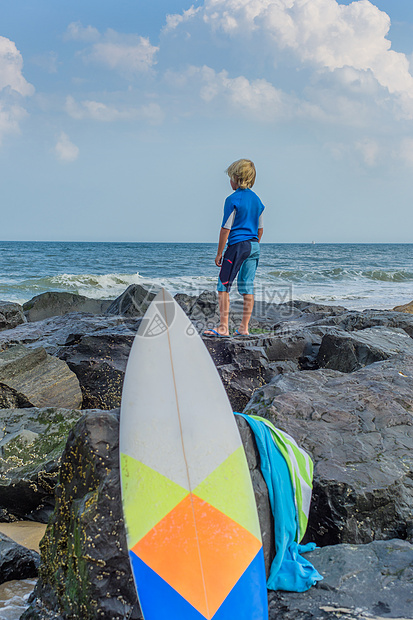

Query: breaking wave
[[0, 273, 142, 303], [267, 268, 413, 283]]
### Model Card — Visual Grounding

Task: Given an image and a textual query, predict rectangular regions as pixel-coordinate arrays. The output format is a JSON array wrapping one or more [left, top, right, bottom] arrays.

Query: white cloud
[[0, 36, 34, 145], [0, 36, 34, 96], [167, 65, 292, 120], [355, 138, 380, 166], [66, 23, 159, 76], [65, 96, 164, 125], [0, 102, 27, 144], [55, 132, 79, 162], [163, 6, 202, 33], [196, 0, 413, 116], [65, 22, 100, 42], [86, 37, 158, 74]]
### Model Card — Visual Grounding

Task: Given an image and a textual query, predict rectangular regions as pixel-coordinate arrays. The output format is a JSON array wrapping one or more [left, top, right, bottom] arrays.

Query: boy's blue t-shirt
[[221, 188, 265, 246]]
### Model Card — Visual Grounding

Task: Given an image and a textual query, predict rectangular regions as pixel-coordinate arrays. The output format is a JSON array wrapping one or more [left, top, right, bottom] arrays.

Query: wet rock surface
[[236, 415, 275, 575], [268, 539, 413, 620], [313, 308, 413, 338], [204, 339, 272, 410], [0, 301, 26, 332], [317, 326, 413, 372], [23, 410, 141, 620], [0, 313, 140, 357], [57, 334, 135, 410], [245, 353, 413, 546], [23, 292, 112, 322], [0, 532, 39, 584], [0, 407, 84, 522], [0, 345, 82, 410]]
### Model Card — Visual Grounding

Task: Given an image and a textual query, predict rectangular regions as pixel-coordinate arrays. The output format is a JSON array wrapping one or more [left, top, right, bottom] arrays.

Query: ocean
[[1, 241, 413, 311]]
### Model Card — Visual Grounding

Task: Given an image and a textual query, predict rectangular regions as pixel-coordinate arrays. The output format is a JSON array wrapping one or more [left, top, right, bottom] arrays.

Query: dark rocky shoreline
[[0, 286, 412, 619]]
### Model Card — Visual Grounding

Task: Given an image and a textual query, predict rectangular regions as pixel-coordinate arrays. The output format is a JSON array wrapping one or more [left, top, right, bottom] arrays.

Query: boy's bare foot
[[234, 328, 249, 336], [203, 326, 230, 337]]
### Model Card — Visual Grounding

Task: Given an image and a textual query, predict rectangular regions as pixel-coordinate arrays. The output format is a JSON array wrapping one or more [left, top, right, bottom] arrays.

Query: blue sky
[[1, 0, 413, 243]]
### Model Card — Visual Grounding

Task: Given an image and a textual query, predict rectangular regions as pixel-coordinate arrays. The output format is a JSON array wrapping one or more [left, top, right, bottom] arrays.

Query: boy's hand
[[215, 253, 222, 267]]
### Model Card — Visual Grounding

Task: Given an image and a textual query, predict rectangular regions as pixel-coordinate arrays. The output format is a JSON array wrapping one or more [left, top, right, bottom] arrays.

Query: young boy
[[204, 159, 264, 336]]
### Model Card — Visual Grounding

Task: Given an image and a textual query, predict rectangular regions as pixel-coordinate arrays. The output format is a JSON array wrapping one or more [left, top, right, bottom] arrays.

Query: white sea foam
[[0, 578, 37, 619]]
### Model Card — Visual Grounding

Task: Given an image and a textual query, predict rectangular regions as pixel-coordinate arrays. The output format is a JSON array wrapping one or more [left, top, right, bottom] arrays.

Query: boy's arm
[[215, 227, 230, 266], [258, 227, 263, 242]]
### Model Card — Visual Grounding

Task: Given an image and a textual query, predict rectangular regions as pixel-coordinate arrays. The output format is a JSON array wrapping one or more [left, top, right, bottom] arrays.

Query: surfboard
[[119, 288, 268, 620]]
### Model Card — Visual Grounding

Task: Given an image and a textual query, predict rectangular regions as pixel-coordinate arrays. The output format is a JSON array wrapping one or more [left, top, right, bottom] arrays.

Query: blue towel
[[236, 413, 323, 592]]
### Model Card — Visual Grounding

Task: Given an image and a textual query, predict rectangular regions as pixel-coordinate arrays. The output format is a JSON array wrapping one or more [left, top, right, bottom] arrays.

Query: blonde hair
[[225, 159, 256, 189]]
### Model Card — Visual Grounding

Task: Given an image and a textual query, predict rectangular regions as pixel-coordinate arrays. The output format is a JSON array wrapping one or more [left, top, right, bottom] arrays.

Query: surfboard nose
[[137, 288, 177, 339]]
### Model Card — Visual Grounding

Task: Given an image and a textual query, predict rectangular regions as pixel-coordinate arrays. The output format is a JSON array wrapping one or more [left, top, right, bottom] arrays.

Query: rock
[[288, 300, 348, 316], [173, 292, 197, 314], [317, 326, 413, 372], [0, 345, 82, 409], [23, 292, 112, 322], [189, 290, 220, 331], [57, 334, 135, 410], [202, 330, 320, 409], [105, 284, 157, 317], [245, 353, 413, 546], [203, 339, 272, 410], [268, 539, 413, 620], [23, 410, 141, 620], [0, 532, 39, 584], [0, 301, 26, 332], [236, 415, 274, 576], [394, 300, 413, 314], [314, 309, 413, 338], [264, 328, 324, 363], [23, 411, 275, 619], [0, 407, 84, 521], [0, 313, 140, 357]]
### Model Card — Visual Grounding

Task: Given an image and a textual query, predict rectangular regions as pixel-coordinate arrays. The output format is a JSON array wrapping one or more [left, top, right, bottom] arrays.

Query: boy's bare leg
[[203, 291, 230, 335], [217, 291, 230, 335], [238, 294, 254, 335]]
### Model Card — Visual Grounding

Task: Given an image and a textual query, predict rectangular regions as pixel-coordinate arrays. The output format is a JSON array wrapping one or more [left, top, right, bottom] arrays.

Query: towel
[[236, 413, 323, 592]]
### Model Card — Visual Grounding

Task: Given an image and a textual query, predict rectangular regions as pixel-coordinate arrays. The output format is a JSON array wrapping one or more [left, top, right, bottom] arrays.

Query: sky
[[1, 0, 413, 243]]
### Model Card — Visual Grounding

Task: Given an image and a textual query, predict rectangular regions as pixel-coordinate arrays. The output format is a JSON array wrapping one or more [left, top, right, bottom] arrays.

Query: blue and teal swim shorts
[[217, 240, 260, 295]]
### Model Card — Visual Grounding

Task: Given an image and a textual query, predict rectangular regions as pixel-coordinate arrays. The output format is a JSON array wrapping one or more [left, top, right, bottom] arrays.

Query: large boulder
[[203, 330, 325, 409], [245, 353, 413, 546], [317, 326, 413, 372], [236, 415, 274, 575], [23, 292, 111, 322], [23, 410, 141, 620], [0, 532, 39, 584], [0, 301, 26, 331], [313, 308, 413, 338], [0, 313, 140, 356], [268, 539, 413, 619], [0, 407, 84, 521], [23, 410, 274, 620], [0, 346, 82, 410], [57, 334, 135, 409], [204, 338, 273, 410], [105, 284, 157, 317]]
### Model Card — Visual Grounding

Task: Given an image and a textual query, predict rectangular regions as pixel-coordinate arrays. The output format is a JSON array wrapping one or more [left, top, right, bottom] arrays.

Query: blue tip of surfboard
[[130, 548, 268, 620]]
